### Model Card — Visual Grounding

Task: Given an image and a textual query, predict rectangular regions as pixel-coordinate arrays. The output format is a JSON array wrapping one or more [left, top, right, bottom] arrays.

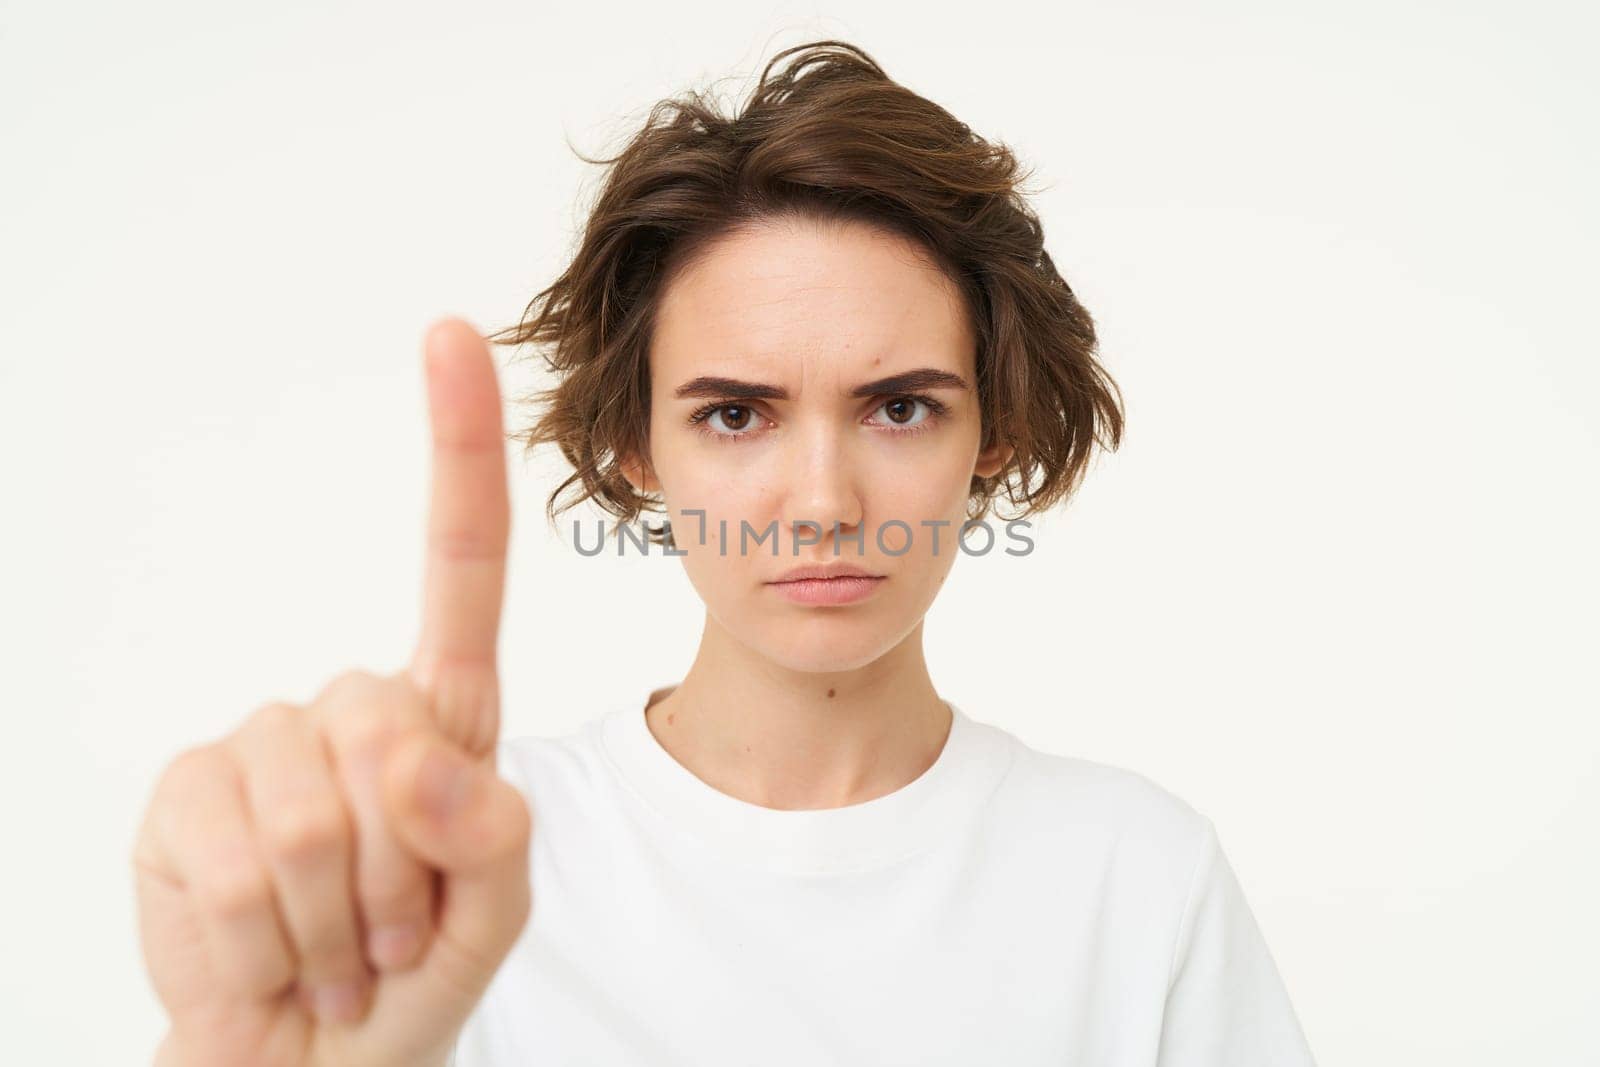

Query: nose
[[778, 421, 864, 550]]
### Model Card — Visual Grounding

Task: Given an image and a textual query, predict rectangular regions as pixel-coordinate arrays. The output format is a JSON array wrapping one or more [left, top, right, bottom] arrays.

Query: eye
[[868, 394, 948, 434], [687, 402, 770, 440], [686, 393, 950, 443]]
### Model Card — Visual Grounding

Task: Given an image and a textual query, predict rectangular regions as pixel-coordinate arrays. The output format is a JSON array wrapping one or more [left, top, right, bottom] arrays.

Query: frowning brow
[[671, 368, 970, 401]]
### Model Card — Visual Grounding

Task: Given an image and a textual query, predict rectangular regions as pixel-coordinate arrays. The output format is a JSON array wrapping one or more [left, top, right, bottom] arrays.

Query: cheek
[[662, 469, 773, 541], [652, 429, 748, 517], [656, 465, 775, 584], [866, 438, 976, 518]]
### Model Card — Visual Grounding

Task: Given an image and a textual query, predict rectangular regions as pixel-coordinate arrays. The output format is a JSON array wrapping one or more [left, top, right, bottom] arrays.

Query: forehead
[[649, 217, 974, 380]]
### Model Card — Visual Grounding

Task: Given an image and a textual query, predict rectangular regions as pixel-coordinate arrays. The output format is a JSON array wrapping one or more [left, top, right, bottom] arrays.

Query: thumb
[[381, 730, 532, 1002]]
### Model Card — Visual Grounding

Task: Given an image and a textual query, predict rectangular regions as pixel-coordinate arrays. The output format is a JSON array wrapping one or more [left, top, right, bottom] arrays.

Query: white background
[[3, 1, 1596, 1063]]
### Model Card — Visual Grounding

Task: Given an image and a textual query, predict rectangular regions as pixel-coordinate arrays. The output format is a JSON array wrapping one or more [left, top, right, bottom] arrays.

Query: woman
[[134, 40, 1317, 1066]]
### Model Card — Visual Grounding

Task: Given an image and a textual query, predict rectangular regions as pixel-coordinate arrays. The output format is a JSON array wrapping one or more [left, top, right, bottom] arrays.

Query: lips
[[766, 566, 887, 606], [768, 563, 884, 584]]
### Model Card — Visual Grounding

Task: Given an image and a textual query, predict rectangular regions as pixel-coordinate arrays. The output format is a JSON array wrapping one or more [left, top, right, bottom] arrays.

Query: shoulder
[[981, 719, 1214, 871], [491, 715, 614, 808]]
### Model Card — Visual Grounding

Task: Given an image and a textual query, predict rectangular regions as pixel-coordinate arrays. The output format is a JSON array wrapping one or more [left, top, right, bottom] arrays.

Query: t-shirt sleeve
[[1156, 817, 1318, 1066]]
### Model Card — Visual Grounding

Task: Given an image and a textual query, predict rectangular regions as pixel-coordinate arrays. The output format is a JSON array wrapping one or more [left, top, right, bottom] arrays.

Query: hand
[[133, 318, 533, 1067]]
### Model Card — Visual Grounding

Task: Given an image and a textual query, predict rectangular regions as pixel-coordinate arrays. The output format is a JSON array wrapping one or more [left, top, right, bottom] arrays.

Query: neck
[[643, 614, 952, 811]]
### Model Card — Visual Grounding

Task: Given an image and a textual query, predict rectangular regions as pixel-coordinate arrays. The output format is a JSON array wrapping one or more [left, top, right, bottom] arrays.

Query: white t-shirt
[[449, 697, 1317, 1065]]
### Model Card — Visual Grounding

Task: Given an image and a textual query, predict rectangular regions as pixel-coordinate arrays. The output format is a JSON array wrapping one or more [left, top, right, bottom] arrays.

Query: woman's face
[[624, 216, 1011, 673]]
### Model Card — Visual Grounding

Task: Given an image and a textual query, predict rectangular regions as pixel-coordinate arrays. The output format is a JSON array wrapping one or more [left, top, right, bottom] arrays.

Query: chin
[[735, 607, 920, 674], [756, 640, 898, 674]]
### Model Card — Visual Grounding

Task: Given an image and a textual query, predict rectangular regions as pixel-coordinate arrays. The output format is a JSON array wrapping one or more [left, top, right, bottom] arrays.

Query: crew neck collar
[[595, 688, 1016, 877]]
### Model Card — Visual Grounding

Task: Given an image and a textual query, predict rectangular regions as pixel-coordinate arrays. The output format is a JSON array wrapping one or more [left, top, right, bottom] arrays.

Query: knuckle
[[296, 916, 366, 975], [483, 787, 535, 857], [316, 668, 383, 710], [130, 826, 166, 880], [509, 873, 533, 930], [326, 699, 397, 766], [195, 856, 273, 921], [261, 801, 349, 867], [157, 742, 223, 797], [427, 924, 508, 1003], [245, 701, 301, 740], [301, 910, 362, 955], [145, 745, 232, 831], [136, 745, 232, 877], [428, 524, 505, 561], [321, 673, 428, 755], [359, 879, 430, 926], [504, 791, 534, 845]]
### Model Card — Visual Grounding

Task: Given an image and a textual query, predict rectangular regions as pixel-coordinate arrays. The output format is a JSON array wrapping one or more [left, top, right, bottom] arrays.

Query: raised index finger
[[407, 317, 511, 759]]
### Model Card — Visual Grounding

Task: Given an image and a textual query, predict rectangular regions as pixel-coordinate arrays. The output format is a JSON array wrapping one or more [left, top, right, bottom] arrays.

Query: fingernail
[[416, 744, 471, 818], [313, 980, 366, 1023], [370, 921, 421, 968]]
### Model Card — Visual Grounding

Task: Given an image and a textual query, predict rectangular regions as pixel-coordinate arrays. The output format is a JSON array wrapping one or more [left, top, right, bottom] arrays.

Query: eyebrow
[[671, 367, 971, 401]]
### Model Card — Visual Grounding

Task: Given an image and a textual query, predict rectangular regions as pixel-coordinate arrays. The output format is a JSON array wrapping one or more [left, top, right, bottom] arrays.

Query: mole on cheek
[[827, 688, 836, 698]]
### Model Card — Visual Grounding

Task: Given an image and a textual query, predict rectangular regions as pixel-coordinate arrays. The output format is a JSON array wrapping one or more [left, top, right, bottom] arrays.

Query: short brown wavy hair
[[485, 39, 1124, 543]]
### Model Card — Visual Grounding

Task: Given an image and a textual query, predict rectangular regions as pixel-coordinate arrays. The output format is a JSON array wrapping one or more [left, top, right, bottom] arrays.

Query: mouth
[[765, 571, 887, 606], [768, 563, 885, 583]]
